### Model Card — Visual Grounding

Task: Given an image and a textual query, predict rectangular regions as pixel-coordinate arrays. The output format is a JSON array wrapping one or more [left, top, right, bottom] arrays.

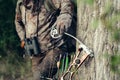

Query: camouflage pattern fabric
[[15, 0, 74, 79]]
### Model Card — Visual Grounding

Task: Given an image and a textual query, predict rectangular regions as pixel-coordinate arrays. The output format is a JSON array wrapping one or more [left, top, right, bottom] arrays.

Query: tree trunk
[[76, 0, 120, 80]]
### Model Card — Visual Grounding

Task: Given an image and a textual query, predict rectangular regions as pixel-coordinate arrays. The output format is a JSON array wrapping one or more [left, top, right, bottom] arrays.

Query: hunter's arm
[[52, 0, 74, 34], [60, 0, 73, 16], [59, 0, 73, 27], [15, 0, 25, 41], [53, 0, 73, 15]]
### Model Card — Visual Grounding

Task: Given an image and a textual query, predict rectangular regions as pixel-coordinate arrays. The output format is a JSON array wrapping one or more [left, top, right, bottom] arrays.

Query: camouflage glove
[[53, 14, 72, 35]]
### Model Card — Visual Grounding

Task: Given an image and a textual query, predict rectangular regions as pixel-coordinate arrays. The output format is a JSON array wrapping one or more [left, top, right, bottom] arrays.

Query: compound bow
[[50, 27, 94, 80]]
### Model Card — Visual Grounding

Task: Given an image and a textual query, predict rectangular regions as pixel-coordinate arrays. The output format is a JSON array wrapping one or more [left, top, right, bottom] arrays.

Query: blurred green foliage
[[78, 0, 94, 5], [0, 0, 31, 79], [110, 54, 120, 74], [0, 0, 19, 57]]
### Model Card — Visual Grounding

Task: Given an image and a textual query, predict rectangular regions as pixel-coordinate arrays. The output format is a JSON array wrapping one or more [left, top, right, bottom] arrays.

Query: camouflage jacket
[[15, 0, 74, 52]]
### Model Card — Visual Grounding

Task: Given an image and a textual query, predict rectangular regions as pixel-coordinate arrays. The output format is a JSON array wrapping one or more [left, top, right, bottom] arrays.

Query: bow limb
[[59, 32, 94, 80]]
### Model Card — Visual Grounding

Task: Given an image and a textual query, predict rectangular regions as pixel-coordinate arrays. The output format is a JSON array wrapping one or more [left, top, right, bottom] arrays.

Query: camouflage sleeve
[[60, 0, 73, 16], [58, 0, 73, 24], [52, 0, 73, 33], [15, 0, 25, 41]]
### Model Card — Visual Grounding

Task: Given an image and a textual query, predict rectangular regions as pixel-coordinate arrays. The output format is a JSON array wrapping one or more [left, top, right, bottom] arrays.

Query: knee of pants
[[32, 48, 64, 79], [32, 70, 41, 80]]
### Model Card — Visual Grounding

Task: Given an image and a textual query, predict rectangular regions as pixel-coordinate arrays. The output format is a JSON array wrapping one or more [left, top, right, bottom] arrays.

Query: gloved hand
[[21, 40, 25, 48], [53, 14, 72, 35]]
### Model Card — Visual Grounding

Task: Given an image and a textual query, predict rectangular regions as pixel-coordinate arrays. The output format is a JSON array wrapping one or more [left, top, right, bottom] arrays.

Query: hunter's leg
[[38, 48, 62, 78], [32, 48, 62, 80], [32, 56, 45, 80]]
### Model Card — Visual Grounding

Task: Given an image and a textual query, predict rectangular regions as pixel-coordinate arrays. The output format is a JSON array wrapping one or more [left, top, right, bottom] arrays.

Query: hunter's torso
[[20, 1, 61, 52], [20, 4, 50, 37]]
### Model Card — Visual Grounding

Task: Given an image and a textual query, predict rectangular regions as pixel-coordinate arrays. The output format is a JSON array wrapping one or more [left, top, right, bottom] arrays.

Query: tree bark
[[76, 0, 120, 80]]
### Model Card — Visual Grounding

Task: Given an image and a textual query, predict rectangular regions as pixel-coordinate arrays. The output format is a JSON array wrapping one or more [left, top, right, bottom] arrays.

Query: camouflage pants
[[31, 48, 63, 80]]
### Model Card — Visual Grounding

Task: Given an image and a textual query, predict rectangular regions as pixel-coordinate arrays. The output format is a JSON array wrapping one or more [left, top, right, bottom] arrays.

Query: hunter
[[15, 0, 74, 79]]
